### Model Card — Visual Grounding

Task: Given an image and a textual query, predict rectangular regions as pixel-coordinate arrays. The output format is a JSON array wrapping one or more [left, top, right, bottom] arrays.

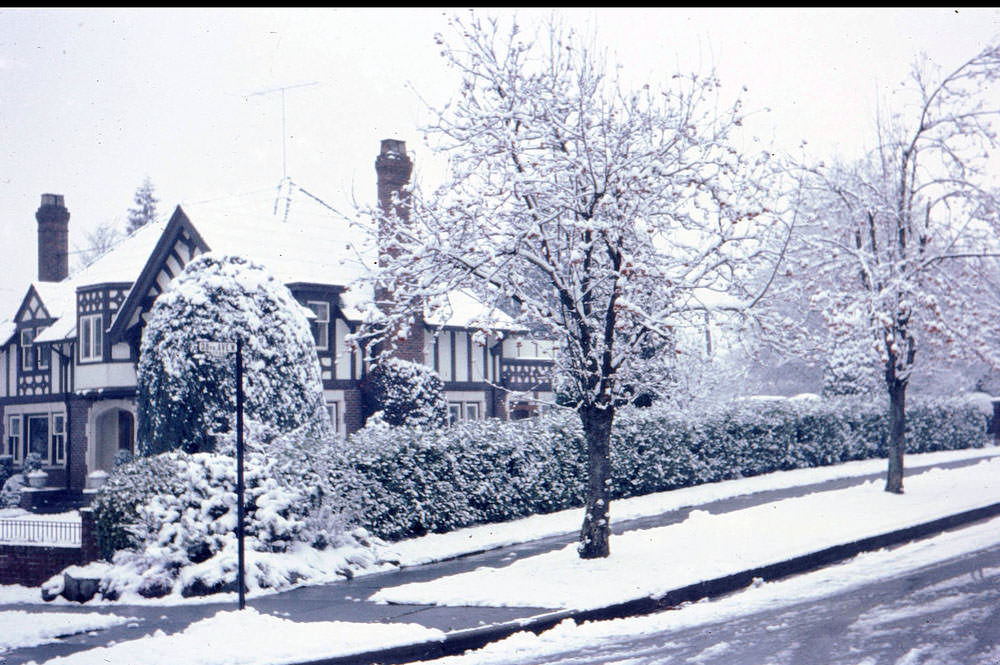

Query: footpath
[[3, 450, 1000, 665]]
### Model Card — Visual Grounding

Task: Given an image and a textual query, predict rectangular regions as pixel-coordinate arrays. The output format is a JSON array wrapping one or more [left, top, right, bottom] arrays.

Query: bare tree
[[779, 43, 1000, 493], [73, 219, 124, 272], [366, 15, 783, 558]]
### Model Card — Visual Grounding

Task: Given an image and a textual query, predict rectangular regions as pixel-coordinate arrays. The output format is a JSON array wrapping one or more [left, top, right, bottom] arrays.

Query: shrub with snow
[[137, 253, 331, 455], [361, 357, 448, 429], [92, 427, 371, 599]]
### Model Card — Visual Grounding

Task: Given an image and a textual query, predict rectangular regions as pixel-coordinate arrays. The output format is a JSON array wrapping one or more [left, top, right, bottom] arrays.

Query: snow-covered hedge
[[346, 416, 586, 538], [345, 396, 988, 541], [88, 394, 987, 597]]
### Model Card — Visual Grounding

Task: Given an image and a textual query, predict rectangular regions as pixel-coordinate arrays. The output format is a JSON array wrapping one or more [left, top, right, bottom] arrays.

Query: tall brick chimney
[[36, 193, 70, 282], [373, 139, 423, 363], [375, 138, 413, 265]]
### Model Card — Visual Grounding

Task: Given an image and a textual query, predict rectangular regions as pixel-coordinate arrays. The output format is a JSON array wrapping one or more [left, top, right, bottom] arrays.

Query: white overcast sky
[[1, 7, 998, 318]]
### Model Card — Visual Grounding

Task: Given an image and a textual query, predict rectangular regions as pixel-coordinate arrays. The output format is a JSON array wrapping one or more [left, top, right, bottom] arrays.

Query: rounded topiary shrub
[[137, 253, 331, 455], [361, 357, 448, 429]]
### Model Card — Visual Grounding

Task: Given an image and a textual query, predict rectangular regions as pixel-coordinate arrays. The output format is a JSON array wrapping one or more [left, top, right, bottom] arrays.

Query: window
[[7, 416, 21, 462], [449, 402, 483, 423], [36, 345, 49, 369], [326, 401, 340, 432], [52, 414, 65, 463], [36, 331, 49, 370], [80, 314, 103, 362], [307, 302, 330, 350], [21, 329, 34, 370], [26, 415, 49, 460], [5, 412, 67, 465]]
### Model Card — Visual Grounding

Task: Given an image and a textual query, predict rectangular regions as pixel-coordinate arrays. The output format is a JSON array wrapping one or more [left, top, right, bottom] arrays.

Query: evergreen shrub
[[345, 396, 988, 541], [361, 357, 449, 429]]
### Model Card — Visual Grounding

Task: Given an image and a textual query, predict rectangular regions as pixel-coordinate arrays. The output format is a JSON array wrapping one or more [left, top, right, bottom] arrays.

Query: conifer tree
[[126, 177, 159, 234]]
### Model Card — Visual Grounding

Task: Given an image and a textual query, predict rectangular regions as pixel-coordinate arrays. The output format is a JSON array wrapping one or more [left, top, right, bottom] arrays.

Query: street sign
[[198, 340, 237, 355]]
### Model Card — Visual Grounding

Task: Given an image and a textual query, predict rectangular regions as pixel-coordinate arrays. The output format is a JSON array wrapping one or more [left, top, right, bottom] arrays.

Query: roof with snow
[[6, 202, 520, 348], [30, 220, 167, 344]]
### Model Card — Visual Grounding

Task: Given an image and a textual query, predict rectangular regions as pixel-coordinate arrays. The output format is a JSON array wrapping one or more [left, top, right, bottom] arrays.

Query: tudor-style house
[[0, 140, 554, 505]]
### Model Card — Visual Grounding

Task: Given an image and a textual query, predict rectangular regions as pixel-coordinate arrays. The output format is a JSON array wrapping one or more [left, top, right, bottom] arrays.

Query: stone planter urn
[[85, 471, 109, 490], [27, 469, 48, 489]]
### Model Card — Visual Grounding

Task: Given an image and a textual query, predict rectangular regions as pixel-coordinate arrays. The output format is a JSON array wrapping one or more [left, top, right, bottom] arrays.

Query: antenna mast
[[245, 81, 319, 220]]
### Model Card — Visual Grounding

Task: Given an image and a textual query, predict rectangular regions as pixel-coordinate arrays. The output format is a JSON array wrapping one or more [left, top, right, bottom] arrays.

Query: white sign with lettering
[[198, 340, 237, 355]]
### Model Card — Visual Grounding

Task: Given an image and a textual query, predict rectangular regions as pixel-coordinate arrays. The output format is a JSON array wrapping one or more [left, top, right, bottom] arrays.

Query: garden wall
[[0, 509, 99, 586]]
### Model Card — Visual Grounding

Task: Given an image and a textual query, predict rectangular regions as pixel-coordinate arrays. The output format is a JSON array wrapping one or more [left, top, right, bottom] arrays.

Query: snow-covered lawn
[[29, 609, 444, 665], [404, 515, 1000, 665], [1, 447, 997, 609], [0, 610, 137, 653], [371, 455, 1000, 609], [10, 449, 1000, 665]]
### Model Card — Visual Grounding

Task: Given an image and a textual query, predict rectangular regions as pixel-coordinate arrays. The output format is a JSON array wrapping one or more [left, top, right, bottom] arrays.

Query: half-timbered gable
[[108, 208, 208, 349]]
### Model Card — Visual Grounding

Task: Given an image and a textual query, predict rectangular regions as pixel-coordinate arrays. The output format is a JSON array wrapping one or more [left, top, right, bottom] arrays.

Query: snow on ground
[[14, 455, 1000, 665], [0, 610, 137, 653], [371, 455, 1000, 609], [381, 447, 1000, 567], [411, 514, 1000, 665], [0, 509, 81, 522], [0, 447, 996, 607], [30, 608, 444, 665]]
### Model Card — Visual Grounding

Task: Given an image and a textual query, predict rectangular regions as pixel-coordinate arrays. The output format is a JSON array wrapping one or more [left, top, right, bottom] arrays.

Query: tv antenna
[[244, 81, 319, 221]]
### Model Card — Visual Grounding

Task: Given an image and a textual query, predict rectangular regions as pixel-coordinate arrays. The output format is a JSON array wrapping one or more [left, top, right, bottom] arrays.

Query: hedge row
[[345, 397, 989, 542]]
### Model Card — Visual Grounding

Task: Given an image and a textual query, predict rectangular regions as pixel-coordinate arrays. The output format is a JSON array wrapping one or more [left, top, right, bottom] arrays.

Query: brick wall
[[343, 387, 363, 435], [0, 543, 83, 586], [0, 509, 99, 587], [392, 321, 426, 365], [68, 398, 91, 490]]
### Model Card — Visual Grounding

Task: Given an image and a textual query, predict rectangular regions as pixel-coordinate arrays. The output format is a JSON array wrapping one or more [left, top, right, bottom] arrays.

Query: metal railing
[[0, 518, 81, 546]]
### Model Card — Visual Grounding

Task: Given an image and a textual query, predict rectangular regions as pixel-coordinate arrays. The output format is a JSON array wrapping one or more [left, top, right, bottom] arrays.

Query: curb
[[296, 500, 1000, 665]]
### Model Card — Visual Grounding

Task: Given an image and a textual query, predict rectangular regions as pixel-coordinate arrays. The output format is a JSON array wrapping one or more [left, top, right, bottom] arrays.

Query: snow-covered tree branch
[[773, 42, 1000, 493], [364, 14, 785, 558]]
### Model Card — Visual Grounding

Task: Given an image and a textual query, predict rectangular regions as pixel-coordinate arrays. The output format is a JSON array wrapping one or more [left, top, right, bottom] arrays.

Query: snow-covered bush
[[0, 474, 22, 509], [344, 396, 988, 541], [137, 253, 331, 455], [91, 421, 367, 598], [361, 357, 448, 429], [91, 454, 187, 560]]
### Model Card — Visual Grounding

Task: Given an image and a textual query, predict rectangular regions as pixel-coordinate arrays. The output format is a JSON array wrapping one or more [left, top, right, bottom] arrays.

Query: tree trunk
[[578, 404, 614, 559], [885, 379, 906, 494]]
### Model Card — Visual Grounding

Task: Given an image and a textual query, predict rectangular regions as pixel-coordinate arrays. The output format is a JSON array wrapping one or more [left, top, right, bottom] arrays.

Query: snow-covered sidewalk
[[5, 448, 1000, 665], [371, 455, 1000, 610]]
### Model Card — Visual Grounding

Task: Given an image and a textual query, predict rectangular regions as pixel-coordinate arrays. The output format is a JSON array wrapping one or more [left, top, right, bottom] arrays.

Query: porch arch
[[87, 400, 136, 474]]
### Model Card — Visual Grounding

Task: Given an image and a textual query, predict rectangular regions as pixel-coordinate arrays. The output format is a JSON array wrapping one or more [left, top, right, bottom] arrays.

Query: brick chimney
[[373, 139, 423, 363], [375, 138, 413, 266], [36, 193, 70, 282]]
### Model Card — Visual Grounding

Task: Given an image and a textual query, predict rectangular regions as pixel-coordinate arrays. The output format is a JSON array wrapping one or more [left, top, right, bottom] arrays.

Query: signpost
[[197, 339, 246, 610]]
